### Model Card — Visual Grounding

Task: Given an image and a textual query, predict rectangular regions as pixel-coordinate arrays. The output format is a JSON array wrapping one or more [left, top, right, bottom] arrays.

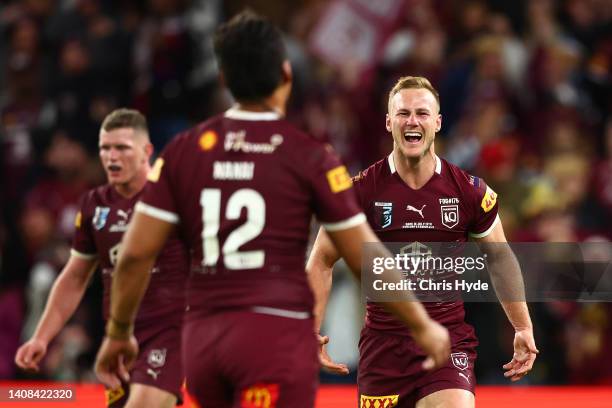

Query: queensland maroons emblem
[[451, 352, 469, 370]]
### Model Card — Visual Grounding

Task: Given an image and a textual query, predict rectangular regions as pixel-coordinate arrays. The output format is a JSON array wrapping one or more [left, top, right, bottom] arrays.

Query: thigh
[[125, 383, 176, 408], [130, 322, 183, 401], [415, 389, 474, 408]]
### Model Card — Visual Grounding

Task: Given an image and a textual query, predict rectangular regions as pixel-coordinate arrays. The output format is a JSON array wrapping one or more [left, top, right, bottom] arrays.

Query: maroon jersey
[[354, 154, 499, 334], [137, 108, 364, 316], [71, 184, 189, 322]]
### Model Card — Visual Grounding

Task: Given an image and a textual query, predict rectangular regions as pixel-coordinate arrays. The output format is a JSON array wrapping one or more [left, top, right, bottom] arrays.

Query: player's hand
[[14, 338, 48, 372], [94, 335, 138, 389], [503, 328, 538, 382], [317, 334, 349, 375], [412, 319, 451, 370]]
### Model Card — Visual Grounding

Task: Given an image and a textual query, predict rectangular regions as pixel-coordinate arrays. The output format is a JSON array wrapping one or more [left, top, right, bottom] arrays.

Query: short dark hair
[[101, 108, 148, 134], [213, 10, 287, 102]]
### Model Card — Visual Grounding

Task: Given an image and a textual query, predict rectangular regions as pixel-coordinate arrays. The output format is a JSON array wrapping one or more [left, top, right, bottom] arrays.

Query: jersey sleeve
[[136, 136, 184, 224], [71, 191, 98, 260], [306, 143, 365, 231], [467, 175, 500, 238]]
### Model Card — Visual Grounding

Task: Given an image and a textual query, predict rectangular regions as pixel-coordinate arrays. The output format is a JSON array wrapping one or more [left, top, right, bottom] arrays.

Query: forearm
[[33, 259, 96, 344], [486, 245, 532, 330], [306, 228, 339, 332], [109, 254, 155, 327]]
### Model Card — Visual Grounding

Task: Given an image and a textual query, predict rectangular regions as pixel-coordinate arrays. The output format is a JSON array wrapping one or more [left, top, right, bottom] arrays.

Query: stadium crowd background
[[0, 0, 610, 387]]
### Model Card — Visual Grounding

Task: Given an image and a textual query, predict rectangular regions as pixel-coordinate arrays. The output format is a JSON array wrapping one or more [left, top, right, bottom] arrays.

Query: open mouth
[[403, 131, 422, 143], [107, 164, 122, 173]]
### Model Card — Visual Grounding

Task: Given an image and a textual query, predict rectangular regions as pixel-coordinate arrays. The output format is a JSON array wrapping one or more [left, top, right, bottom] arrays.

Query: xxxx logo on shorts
[[360, 394, 399, 408], [240, 383, 279, 408]]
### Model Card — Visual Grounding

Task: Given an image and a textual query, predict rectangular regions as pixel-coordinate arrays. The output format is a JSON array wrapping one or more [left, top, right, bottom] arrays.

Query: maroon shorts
[[358, 322, 478, 408], [182, 309, 318, 408], [106, 320, 183, 407]]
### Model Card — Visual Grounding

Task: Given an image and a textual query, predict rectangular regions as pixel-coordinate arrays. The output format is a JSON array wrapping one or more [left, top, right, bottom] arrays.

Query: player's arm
[[474, 220, 539, 381], [15, 254, 98, 372], [95, 210, 174, 389], [325, 221, 450, 370], [306, 227, 349, 374], [107, 211, 174, 336], [306, 227, 340, 334]]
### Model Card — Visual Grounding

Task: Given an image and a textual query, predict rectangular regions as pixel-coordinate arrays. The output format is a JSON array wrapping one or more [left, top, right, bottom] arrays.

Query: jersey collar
[[224, 106, 281, 121], [387, 153, 442, 174]]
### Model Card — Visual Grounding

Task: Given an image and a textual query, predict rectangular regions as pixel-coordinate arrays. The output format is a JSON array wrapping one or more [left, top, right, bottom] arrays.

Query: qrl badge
[[147, 349, 167, 368], [93, 207, 110, 230], [374, 202, 393, 229], [440, 205, 459, 229], [451, 352, 469, 371]]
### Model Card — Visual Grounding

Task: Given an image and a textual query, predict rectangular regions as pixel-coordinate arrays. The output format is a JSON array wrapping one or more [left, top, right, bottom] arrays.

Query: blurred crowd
[[1, 0, 611, 385]]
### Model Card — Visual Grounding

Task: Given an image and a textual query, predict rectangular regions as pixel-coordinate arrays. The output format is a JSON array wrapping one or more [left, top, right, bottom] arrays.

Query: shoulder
[[441, 158, 497, 211], [353, 156, 389, 186]]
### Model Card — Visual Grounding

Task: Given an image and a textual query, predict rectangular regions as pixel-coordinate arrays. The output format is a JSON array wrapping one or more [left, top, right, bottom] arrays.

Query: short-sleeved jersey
[[71, 184, 189, 323], [354, 154, 499, 334], [137, 108, 364, 315]]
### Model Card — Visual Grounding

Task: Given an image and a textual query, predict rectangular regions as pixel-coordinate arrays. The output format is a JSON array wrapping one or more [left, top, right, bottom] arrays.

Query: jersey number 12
[[200, 188, 265, 269]]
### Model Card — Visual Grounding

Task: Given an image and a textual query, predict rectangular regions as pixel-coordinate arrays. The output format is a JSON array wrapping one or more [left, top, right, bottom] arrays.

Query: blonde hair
[[101, 108, 148, 134], [388, 76, 440, 111]]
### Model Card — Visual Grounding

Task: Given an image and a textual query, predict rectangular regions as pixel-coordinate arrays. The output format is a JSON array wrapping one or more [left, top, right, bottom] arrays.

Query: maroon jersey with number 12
[[137, 107, 365, 316]]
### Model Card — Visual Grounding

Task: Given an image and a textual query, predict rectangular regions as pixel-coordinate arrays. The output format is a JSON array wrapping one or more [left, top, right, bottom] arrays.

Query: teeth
[[404, 132, 421, 137]]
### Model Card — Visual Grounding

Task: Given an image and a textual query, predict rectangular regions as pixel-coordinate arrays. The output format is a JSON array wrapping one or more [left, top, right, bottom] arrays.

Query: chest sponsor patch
[[326, 165, 352, 193], [374, 202, 393, 229], [481, 185, 497, 213]]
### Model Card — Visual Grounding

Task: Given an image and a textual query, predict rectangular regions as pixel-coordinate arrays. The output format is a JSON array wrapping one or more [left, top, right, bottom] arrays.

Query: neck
[[236, 83, 289, 117], [392, 148, 437, 189], [114, 167, 150, 198]]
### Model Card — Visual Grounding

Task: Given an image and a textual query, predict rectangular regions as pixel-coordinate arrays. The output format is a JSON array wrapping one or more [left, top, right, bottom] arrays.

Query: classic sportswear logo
[[406, 204, 426, 219], [326, 165, 352, 193], [360, 394, 399, 408]]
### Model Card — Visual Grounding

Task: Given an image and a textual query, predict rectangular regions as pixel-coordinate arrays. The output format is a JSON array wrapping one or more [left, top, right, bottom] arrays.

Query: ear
[[385, 113, 392, 132], [281, 60, 292, 84], [144, 142, 154, 162], [435, 114, 442, 133]]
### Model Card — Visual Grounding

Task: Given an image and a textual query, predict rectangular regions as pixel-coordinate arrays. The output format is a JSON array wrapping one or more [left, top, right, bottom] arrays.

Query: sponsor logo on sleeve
[[481, 186, 497, 213], [326, 165, 352, 193], [360, 394, 399, 408], [148, 158, 165, 182], [240, 383, 279, 408], [199, 130, 218, 151], [92, 206, 110, 230], [74, 211, 82, 228]]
